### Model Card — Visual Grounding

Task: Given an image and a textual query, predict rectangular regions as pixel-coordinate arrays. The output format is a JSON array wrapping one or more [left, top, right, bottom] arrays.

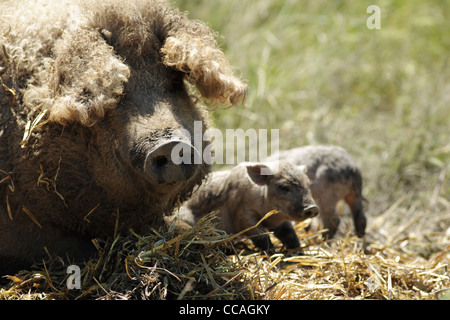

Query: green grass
[[1, 0, 448, 300], [175, 0, 450, 254]]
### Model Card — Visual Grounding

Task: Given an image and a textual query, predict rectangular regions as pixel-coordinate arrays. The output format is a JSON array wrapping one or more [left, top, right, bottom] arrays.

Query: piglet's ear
[[245, 163, 274, 186], [23, 27, 130, 126]]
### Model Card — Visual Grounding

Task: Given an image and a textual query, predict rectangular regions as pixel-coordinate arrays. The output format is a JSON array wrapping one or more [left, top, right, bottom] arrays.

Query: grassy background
[[175, 0, 450, 255], [1, 0, 448, 300]]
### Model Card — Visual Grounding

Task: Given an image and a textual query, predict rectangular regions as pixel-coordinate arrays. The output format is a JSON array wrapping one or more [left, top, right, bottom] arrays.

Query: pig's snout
[[303, 204, 319, 218], [144, 141, 201, 185]]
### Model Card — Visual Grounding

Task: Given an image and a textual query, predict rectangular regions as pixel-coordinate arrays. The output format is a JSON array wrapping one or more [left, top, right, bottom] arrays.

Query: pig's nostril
[[144, 140, 201, 184], [153, 155, 168, 168], [304, 205, 319, 217]]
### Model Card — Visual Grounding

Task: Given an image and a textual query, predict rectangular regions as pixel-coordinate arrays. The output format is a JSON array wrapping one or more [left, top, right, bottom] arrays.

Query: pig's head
[[245, 161, 319, 221], [20, 1, 246, 207]]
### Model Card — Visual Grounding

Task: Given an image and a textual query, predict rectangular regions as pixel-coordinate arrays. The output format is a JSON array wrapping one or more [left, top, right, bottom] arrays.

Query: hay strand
[[0, 209, 448, 300]]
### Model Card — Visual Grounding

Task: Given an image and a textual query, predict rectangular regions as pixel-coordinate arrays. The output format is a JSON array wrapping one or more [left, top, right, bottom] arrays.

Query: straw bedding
[[1, 209, 448, 300]]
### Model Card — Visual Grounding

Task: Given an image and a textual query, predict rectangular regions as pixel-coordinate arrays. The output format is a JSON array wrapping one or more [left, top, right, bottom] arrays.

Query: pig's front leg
[[238, 210, 274, 251], [250, 230, 274, 251], [272, 221, 300, 249]]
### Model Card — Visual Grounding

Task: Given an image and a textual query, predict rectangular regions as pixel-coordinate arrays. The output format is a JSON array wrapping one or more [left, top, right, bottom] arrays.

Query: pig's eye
[[278, 185, 290, 192]]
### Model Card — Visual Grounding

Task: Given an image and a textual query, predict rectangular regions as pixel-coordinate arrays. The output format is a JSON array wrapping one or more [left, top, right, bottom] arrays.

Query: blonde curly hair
[[0, 0, 247, 126]]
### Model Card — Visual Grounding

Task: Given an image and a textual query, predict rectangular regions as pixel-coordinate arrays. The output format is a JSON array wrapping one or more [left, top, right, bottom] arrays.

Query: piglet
[[178, 161, 319, 250], [269, 145, 367, 239]]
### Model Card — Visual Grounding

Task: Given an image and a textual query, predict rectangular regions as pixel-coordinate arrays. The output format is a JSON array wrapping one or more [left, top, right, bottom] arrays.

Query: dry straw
[[0, 211, 449, 300]]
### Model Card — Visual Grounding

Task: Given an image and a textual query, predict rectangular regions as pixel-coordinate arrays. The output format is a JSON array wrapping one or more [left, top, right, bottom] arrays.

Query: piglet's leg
[[238, 213, 274, 251], [345, 194, 366, 238], [312, 187, 341, 239], [250, 231, 274, 251], [272, 221, 300, 249]]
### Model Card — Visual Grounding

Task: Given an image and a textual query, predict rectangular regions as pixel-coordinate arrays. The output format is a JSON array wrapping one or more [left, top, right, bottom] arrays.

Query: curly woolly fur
[[0, 0, 246, 274], [0, 0, 246, 126]]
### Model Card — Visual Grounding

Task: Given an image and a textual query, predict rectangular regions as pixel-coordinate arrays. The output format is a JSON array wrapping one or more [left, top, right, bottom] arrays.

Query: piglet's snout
[[304, 204, 319, 218], [144, 140, 201, 184]]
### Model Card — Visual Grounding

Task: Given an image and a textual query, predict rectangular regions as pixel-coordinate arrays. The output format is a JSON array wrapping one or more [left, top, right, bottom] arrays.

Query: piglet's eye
[[278, 185, 290, 192]]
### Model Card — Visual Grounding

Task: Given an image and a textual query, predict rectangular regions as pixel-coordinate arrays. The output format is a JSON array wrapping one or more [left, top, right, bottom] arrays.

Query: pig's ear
[[23, 27, 130, 126], [161, 13, 247, 106], [245, 163, 274, 186]]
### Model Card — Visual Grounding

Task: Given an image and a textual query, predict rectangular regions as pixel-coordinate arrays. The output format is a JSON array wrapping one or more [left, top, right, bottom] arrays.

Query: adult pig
[[0, 0, 246, 275]]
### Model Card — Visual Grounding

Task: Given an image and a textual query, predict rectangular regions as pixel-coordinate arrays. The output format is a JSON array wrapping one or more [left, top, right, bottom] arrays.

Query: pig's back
[[270, 145, 361, 188], [182, 169, 231, 218]]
